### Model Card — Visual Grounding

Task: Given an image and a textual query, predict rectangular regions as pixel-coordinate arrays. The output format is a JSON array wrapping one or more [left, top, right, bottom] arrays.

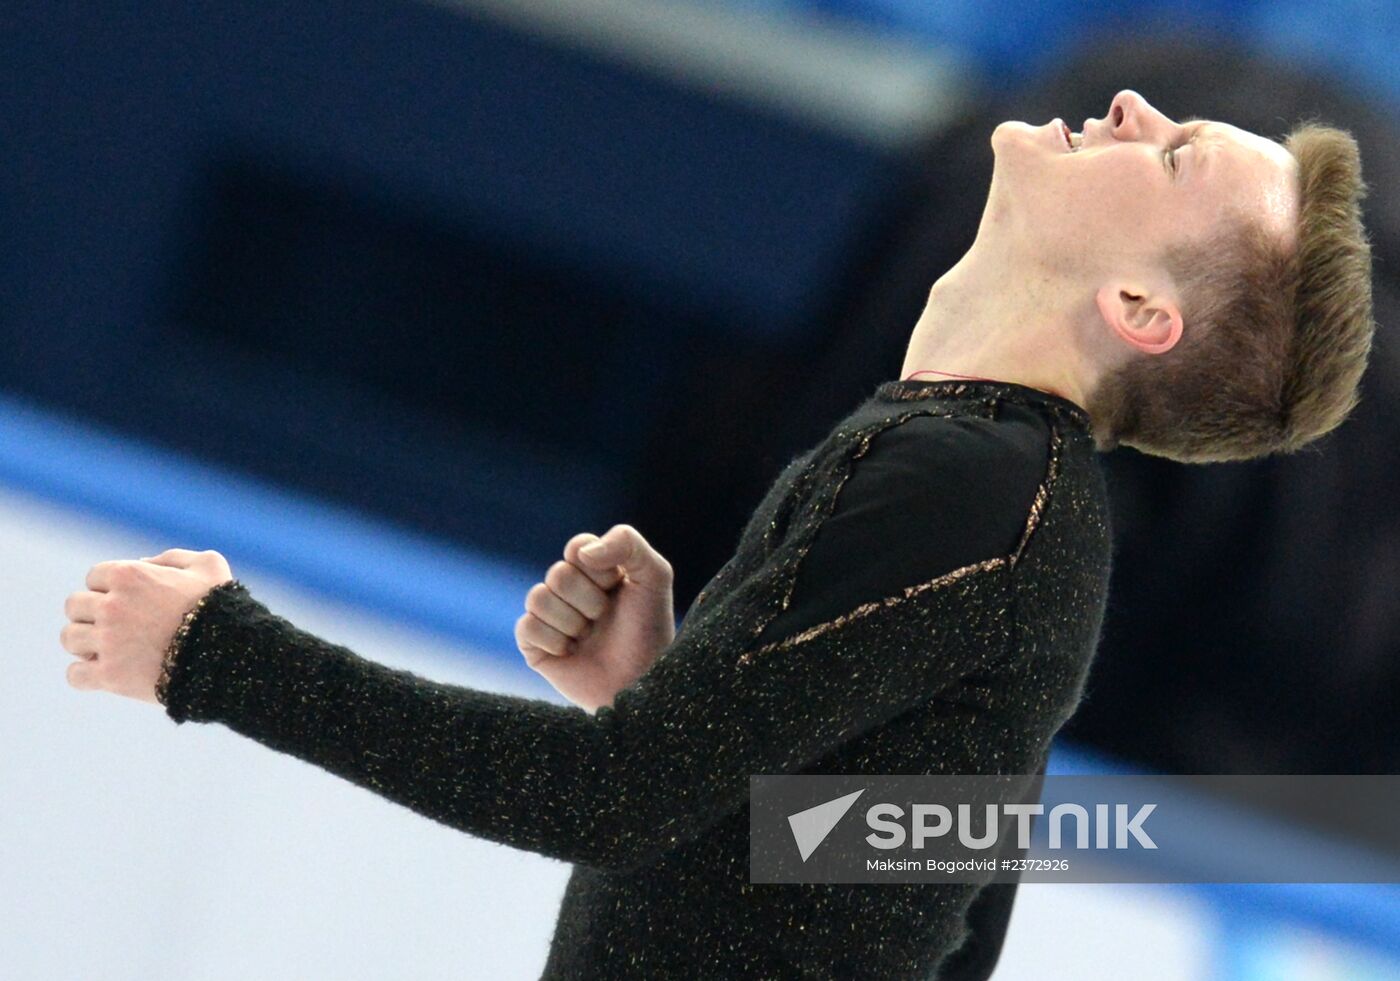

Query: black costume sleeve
[[157, 415, 1042, 873]]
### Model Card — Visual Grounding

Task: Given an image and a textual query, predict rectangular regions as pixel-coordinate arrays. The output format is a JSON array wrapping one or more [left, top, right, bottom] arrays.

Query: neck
[[899, 246, 1093, 411]]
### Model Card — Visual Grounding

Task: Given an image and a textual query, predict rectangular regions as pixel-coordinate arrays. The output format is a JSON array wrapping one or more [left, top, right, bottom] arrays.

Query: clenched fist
[[60, 548, 234, 704], [516, 524, 676, 713]]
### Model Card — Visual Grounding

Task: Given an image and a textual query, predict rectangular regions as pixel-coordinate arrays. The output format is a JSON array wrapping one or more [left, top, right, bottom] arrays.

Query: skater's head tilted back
[[903, 89, 1374, 463]]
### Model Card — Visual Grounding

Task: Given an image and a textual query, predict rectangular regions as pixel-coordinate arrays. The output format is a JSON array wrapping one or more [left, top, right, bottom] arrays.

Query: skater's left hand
[[59, 549, 234, 704]]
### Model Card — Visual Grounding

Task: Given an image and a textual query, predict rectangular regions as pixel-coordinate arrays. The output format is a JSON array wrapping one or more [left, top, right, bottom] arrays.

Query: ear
[[1094, 283, 1183, 356]]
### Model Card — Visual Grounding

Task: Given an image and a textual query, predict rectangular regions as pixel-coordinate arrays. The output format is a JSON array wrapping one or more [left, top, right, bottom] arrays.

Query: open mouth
[[1060, 121, 1075, 151]]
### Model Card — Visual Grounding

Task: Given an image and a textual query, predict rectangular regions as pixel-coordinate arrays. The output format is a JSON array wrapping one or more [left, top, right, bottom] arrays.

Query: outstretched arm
[[154, 558, 1010, 872], [61, 417, 1036, 874]]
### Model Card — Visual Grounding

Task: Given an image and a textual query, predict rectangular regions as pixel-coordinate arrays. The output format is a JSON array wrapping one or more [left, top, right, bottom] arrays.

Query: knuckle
[[545, 561, 572, 591], [518, 615, 547, 646], [66, 660, 91, 689], [564, 532, 597, 552]]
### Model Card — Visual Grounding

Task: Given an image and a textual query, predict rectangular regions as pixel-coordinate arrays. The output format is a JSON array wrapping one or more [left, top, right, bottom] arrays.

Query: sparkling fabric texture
[[157, 378, 1113, 980]]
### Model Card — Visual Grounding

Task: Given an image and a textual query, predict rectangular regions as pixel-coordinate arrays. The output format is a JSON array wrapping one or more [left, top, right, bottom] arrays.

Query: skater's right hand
[[515, 524, 676, 714]]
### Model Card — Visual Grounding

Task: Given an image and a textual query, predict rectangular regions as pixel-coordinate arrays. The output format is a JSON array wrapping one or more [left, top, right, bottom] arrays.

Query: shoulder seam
[[738, 407, 1053, 668], [1009, 424, 1067, 569], [734, 555, 1007, 667]]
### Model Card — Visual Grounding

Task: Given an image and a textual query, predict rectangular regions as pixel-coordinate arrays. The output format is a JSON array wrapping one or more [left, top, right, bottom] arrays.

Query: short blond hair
[[1085, 122, 1375, 463]]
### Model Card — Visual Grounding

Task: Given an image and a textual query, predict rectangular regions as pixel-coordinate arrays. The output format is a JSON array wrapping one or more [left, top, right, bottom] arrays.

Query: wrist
[[155, 578, 247, 708]]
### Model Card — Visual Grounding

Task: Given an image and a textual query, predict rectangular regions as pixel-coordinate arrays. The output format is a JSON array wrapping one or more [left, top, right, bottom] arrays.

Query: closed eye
[[1168, 118, 1207, 176], [1164, 142, 1179, 174], [1167, 134, 1194, 174]]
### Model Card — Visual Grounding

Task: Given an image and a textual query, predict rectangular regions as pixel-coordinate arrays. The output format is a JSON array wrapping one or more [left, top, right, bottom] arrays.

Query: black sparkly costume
[[156, 378, 1113, 979]]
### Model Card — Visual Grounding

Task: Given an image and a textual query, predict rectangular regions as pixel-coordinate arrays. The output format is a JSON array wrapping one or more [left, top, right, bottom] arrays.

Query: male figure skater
[[60, 91, 1373, 978]]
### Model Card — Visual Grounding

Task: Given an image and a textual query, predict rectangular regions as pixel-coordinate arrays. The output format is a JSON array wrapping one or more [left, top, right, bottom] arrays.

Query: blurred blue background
[[3, 1, 1398, 977]]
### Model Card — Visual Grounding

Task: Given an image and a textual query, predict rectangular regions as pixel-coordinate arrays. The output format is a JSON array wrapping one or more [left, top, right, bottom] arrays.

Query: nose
[[1098, 89, 1175, 143]]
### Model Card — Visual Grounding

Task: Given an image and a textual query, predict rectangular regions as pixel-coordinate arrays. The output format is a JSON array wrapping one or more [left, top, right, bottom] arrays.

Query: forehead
[[1196, 121, 1299, 241]]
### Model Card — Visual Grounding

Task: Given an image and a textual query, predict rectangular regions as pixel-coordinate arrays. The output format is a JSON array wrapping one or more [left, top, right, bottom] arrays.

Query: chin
[[991, 119, 1038, 143], [989, 120, 1017, 152], [990, 122, 1049, 171]]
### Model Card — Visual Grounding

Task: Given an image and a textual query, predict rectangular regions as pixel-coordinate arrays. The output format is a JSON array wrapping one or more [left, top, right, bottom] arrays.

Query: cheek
[[1087, 157, 1149, 206], [1073, 159, 1175, 233]]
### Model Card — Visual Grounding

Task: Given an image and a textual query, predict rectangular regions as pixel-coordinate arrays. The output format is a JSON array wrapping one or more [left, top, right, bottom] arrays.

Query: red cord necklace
[[902, 368, 999, 383], [903, 368, 1074, 404]]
